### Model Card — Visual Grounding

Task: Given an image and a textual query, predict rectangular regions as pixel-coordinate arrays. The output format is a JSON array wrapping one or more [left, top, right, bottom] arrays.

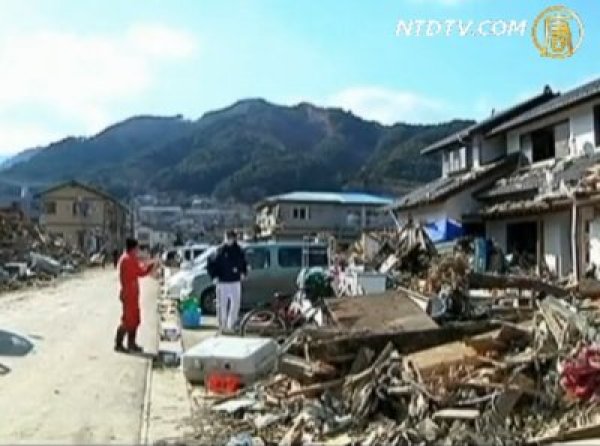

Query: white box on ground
[[160, 320, 181, 341], [341, 270, 387, 295], [182, 336, 278, 384]]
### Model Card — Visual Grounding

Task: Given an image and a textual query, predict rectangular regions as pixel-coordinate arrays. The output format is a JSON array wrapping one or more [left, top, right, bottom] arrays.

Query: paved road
[[0, 269, 158, 444]]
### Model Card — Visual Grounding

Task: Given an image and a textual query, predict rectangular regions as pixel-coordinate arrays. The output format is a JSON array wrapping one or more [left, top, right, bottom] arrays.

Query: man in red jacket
[[115, 238, 156, 353]]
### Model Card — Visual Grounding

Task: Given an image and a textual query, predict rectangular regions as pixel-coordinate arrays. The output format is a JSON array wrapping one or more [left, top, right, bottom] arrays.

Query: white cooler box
[[182, 336, 278, 384]]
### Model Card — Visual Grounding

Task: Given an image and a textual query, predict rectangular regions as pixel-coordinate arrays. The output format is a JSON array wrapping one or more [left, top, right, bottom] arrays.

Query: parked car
[[188, 241, 329, 314], [161, 244, 211, 266]]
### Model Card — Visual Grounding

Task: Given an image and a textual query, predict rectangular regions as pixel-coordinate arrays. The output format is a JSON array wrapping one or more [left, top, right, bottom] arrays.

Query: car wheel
[[201, 287, 217, 315]]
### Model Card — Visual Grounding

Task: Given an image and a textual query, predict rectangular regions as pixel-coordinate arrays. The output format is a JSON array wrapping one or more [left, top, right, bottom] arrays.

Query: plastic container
[[182, 336, 278, 384], [206, 372, 243, 395], [181, 306, 202, 329]]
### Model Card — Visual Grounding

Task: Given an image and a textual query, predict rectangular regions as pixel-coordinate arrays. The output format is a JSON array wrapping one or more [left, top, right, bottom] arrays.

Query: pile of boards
[[187, 293, 600, 446]]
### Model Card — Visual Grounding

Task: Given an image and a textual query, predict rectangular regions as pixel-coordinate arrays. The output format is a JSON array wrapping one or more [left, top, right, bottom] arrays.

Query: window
[[595, 105, 600, 147], [183, 250, 192, 261], [531, 126, 555, 162], [245, 247, 271, 270], [366, 209, 380, 226], [506, 221, 537, 257], [278, 246, 329, 268], [308, 248, 328, 267], [192, 249, 206, 259], [447, 147, 467, 173], [346, 210, 360, 227], [292, 207, 309, 220], [278, 247, 302, 268], [44, 201, 57, 215], [72, 200, 92, 217], [554, 121, 570, 158]]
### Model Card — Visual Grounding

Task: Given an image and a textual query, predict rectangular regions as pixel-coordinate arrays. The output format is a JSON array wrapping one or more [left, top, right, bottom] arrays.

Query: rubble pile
[[188, 294, 600, 445], [0, 212, 84, 292]]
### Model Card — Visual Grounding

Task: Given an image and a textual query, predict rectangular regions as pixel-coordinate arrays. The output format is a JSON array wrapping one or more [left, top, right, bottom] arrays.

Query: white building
[[255, 191, 393, 244], [390, 87, 556, 242], [135, 225, 176, 250], [390, 77, 600, 279]]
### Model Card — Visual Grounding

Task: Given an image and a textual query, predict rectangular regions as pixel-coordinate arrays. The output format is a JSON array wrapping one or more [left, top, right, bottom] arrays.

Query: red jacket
[[119, 251, 153, 303]]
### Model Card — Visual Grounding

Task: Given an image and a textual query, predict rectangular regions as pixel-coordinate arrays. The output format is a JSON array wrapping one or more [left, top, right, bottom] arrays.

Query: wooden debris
[[407, 341, 479, 375], [280, 413, 305, 446], [432, 408, 480, 420], [286, 378, 344, 398], [469, 272, 569, 297], [278, 354, 337, 383], [527, 420, 600, 445]]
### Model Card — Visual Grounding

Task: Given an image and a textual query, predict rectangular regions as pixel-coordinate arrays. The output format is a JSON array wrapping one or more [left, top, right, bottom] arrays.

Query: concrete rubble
[[0, 209, 84, 293]]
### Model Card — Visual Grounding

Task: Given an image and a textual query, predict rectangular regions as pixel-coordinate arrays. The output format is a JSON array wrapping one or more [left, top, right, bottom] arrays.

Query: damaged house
[[388, 86, 556, 242], [390, 77, 600, 280], [479, 78, 600, 279]]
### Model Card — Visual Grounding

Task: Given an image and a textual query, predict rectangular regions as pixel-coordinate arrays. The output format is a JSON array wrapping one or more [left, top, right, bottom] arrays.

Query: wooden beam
[[468, 272, 568, 297]]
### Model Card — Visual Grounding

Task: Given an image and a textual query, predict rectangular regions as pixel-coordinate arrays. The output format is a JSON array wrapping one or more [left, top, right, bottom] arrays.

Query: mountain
[[2, 100, 473, 202], [0, 147, 44, 170]]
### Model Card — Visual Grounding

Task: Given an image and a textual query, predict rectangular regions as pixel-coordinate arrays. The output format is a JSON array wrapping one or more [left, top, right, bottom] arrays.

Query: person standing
[[114, 238, 156, 353], [209, 230, 247, 331], [112, 249, 119, 268]]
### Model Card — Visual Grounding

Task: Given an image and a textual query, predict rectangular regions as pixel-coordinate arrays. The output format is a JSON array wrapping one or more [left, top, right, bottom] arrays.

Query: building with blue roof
[[254, 191, 394, 243]]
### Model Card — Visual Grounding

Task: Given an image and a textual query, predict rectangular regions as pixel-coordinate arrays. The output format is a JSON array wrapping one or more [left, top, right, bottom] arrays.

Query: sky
[[0, 0, 597, 155]]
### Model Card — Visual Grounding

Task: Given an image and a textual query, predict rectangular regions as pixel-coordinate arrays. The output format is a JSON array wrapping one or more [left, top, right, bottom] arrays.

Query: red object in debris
[[560, 345, 600, 400], [206, 372, 243, 395]]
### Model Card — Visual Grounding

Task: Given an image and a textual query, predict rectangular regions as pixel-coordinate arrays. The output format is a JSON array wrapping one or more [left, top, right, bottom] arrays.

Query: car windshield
[[193, 246, 217, 266]]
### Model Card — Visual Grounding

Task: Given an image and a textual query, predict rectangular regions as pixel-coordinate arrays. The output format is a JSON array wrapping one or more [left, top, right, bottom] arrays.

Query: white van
[[161, 244, 211, 265]]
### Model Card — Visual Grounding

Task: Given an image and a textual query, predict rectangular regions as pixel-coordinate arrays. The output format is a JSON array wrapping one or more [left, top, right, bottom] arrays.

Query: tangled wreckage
[[0, 205, 85, 292], [159, 218, 600, 446]]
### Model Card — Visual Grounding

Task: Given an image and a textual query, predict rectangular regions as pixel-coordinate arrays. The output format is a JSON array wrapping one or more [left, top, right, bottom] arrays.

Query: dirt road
[[0, 269, 158, 444]]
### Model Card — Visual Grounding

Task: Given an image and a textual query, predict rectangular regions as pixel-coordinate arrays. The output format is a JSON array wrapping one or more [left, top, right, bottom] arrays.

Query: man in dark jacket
[[209, 230, 247, 331]]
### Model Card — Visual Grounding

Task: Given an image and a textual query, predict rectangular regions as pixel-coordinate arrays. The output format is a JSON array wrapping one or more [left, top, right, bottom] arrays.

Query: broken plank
[[468, 272, 568, 297], [462, 377, 542, 398], [286, 378, 345, 398], [578, 278, 600, 299], [325, 290, 437, 332], [305, 320, 501, 359], [407, 341, 479, 375], [433, 408, 480, 420], [278, 354, 337, 383], [526, 420, 600, 445]]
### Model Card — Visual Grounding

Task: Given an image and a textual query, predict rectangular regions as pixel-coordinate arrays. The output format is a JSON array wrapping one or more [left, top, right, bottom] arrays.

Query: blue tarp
[[424, 218, 464, 243]]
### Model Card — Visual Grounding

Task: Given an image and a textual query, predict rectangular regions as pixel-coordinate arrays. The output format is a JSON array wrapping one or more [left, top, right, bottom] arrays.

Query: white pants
[[216, 282, 241, 331]]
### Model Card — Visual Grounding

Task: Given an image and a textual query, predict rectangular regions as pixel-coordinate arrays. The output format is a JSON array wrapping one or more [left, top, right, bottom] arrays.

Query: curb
[[139, 279, 160, 446]]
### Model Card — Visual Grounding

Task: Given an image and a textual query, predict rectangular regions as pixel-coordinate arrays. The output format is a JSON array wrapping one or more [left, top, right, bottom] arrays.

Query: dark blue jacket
[[208, 242, 247, 283]]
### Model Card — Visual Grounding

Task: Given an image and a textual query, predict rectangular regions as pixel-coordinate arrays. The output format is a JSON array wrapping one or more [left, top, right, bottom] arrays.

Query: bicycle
[[239, 290, 331, 338]]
